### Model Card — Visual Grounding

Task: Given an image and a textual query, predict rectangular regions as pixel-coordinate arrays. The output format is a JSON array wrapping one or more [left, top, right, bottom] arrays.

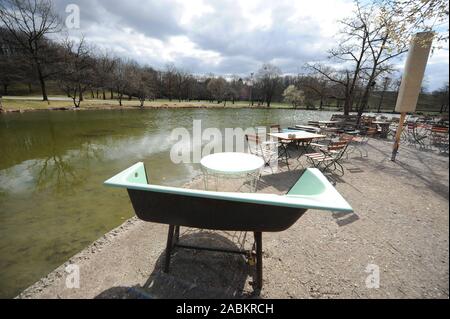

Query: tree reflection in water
[[29, 121, 106, 193]]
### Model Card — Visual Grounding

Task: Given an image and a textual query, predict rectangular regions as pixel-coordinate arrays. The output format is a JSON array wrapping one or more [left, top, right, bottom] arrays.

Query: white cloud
[[53, 0, 448, 89], [176, 0, 215, 26]]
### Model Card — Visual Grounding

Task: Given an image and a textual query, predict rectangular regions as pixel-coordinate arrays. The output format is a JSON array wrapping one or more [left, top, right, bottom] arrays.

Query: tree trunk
[[358, 94, 367, 117], [36, 63, 48, 101], [360, 35, 388, 119], [377, 91, 386, 113], [343, 94, 351, 115], [110, 89, 114, 99], [3, 84, 7, 95], [73, 87, 79, 108], [103, 90, 106, 100]]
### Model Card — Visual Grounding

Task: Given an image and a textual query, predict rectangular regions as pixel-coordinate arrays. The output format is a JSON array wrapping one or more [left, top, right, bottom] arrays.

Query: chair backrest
[[326, 141, 349, 161], [270, 124, 281, 133], [328, 141, 347, 151], [431, 126, 449, 134]]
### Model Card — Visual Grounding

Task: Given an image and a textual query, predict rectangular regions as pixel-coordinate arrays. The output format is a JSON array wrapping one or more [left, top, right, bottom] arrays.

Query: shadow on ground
[[257, 168, 304, 192], [95, 230, 261, 299], [365, 142, 449, 199], [332, 211, 360, 226]]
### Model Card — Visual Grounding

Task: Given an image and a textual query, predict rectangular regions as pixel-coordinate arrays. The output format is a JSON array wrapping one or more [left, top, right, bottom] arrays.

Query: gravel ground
[[17, 138, 449, 299]]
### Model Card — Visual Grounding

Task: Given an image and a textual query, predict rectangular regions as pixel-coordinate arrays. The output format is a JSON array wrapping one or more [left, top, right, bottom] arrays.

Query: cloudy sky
[[53, 0, 448, 90]]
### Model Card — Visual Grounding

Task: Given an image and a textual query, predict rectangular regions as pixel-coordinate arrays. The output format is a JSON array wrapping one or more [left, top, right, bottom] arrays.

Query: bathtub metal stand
[[163, 225, 263, 290]]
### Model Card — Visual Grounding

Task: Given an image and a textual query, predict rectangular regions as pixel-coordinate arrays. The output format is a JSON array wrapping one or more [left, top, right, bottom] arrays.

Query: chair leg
[[164, 225, 175, 273], [281, 147, 290, 170], [253, 232, 263, 290], [285, 156, 290, 170], [336, 161, 345, 176]]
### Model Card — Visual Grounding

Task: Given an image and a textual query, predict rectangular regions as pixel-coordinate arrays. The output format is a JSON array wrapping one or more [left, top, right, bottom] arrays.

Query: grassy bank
[[1, 96, 446, 115], [0, 97, 328, 112]]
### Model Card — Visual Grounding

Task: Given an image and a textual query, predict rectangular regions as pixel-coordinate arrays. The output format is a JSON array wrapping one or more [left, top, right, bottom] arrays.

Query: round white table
[[200, 152, 264, 192]]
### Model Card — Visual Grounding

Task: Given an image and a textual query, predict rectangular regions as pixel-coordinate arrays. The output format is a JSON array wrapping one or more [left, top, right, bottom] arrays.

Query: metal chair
[[245, 134, 289, 172], [269, 125, 292, 161], [338, 133, 365, 158], [430, 126, 449, 153], [305, 141, 349, 178]]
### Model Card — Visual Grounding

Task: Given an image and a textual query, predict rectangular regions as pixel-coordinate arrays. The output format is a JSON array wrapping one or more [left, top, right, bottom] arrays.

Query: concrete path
[[17, 139, 449, 299], [1, 96, 72, 101]]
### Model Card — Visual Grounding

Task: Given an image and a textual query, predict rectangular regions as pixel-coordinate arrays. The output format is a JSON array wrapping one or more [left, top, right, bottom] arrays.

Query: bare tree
[[297, 75, 330, 110], [207, 77, 228, 106], [306, 2, 373, 115], [433, 83, 449, 113], [256, 63, 281, 107], [376, 76, 391, 113], [308, 1, 410, 116], [174, 68, 190, 102], [132, 65, 158, 107], [57, 37, 94, 108], [93, 52, 117, 100], [227, 75, 242, 104], [113, 59, 135, 106], [163, 63, 177, 101], [354, 1, 409, 117], [308, 64, 359, 114], [192, 75, 210, 101], [0, 28, 29, 95], [0, 0, 61, 101]]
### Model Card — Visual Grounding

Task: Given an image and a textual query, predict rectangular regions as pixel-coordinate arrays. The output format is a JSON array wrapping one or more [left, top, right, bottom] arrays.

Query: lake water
[[0, 108, 335, 298]]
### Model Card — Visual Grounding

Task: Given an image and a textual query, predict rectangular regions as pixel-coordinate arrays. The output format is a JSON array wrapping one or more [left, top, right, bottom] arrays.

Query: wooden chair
[[339, 133, 367, 158], [305, 141, 349, 177], [405, 122, 429, 148], [430, 126, 449, 153]]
